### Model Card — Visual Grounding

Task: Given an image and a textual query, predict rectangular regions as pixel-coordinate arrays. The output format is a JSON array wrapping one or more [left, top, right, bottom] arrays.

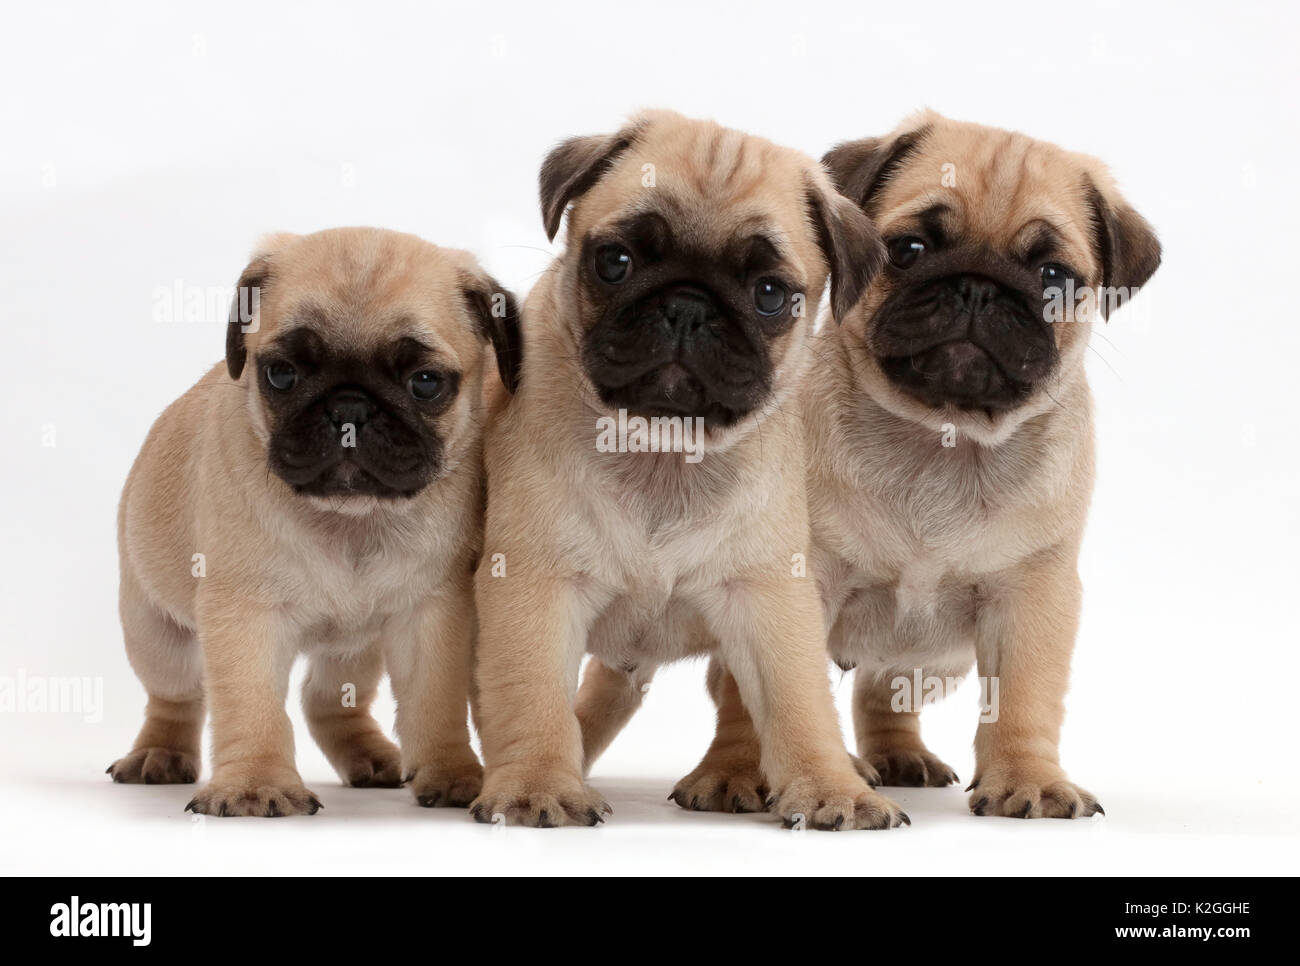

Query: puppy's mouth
[[595, 359, 756, 427], [879, 340, 1033, 412], [583, 284, 770, 428], [282, 457, 423, 500], [872, 273, 1057, 412]]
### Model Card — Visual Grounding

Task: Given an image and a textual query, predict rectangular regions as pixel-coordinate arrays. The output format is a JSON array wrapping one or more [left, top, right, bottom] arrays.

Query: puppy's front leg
[[472, 569, 610, 827], [704, 577, 907, 830], [970, 541, 1102, 819], [186, 597, 320, 817], [384, 579, 483, 808]]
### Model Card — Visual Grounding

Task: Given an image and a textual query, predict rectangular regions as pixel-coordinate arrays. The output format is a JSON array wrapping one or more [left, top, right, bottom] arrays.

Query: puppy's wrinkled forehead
[[258, 229, 478, 361], [872, 119, 1102, 278], [569, 113, 820, 271]]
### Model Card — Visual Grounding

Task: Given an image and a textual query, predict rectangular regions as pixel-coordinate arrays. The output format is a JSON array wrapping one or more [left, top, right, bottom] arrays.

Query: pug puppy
[[578, 112, 1160, 819], [108, 227, 521, 816], [471, 110, 908, 830]]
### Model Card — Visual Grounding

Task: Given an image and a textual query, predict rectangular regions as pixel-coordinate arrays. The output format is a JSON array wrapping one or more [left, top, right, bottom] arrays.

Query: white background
[[2, 0, 1297, 876]]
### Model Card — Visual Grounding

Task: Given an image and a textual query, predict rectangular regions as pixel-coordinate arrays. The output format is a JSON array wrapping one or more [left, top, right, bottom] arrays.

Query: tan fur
[[109, 227, 496, 815], [578, 113, 1159, 819], [472, 111, 907, 829]]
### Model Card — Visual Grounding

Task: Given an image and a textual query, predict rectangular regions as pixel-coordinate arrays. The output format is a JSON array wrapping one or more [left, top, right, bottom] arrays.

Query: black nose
[[327, 389, 375, 429], [954, 275, 999, 313], [662, 285, 720, 336]]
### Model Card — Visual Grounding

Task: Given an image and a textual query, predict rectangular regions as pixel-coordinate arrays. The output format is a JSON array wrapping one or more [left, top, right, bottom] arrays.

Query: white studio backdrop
[[1, 0, 1297, 874]]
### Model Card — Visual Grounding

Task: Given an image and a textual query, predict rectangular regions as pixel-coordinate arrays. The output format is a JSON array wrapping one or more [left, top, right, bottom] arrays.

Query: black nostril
[[956, 276, 998, 312], [327, 389, 375, 429], [662, 285, 718, 333]]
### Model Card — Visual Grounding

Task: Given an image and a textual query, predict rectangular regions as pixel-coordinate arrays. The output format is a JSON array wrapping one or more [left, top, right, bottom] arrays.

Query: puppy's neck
[[812, 336, 1093, 508], [511, 346, 796, 535]]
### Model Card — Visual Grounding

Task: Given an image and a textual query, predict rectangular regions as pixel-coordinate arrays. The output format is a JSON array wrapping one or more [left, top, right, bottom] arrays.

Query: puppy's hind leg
[[302, 646, 402, 788], [108, 569, 204, 785], [574, 658, 650, 775], [853, 670, 960, 788], [669, 658, 769, 814]]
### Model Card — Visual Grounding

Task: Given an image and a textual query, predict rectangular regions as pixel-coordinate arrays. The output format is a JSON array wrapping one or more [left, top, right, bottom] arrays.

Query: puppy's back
[[118, 363, 228, 627]]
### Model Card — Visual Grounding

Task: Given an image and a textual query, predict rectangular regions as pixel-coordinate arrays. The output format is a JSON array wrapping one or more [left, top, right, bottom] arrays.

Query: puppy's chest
[[818, 439, 1029, 579], [580, 460, 768, 669], [583, 526, 733, 669], [280, 537, 449, 651], [826, 560, 979, 675], [814, 470, 1002, 673]]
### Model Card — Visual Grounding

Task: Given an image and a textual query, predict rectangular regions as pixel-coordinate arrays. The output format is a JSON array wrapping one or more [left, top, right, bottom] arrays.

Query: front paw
[[406, 757, 483, 808], [470, 768, 610, 827], [670, 757, 769, 814], [865, 747, 959, 787], [185, 770, 322, 817], [968, 758, 1102, 818], [773, 773, 910, 830]]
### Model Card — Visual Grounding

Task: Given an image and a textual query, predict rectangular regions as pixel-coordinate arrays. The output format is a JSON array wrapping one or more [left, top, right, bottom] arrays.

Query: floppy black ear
[[225, 255, 273, 380], [805, 178, 886, 323], [463, 272, 523, 394], [539, 130, 637, 242], [1084, 177, 1162, 317], [821, 125, 932, 217]]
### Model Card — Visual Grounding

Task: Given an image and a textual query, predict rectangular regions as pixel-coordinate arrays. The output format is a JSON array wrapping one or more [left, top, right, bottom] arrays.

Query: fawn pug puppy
[[471, 110, 908, 830], [109, 227, 521, 816], [578, 111, 1161, 819]]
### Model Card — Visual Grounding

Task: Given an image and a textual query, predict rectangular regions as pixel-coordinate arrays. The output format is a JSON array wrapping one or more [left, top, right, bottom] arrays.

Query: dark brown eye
[[1041, 263, 1070, 288], [594, 244, 632, 284], [265, 362, 297, 391], [753, 278, 788, 316], [887, 236, 925, 269], [408, 370, 445, 401]]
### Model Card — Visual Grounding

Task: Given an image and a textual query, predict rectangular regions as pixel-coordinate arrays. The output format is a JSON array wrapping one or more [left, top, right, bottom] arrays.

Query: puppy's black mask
[[257, 324, 456, 499], [871, 241, 1063, 412], [579, 212, 803, 429]]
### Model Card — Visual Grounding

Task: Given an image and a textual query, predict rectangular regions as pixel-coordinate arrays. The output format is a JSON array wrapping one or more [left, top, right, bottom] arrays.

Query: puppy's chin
[[302, 492, 391, 517], [268, 455, 443, 515], [291, 462, 419, 495], [580, 365, 792, 463], [852, 353, 1070, 446], [879, 341, 1034, 413], [297, 468, 456, 517], [590, 364, 765, 432]]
